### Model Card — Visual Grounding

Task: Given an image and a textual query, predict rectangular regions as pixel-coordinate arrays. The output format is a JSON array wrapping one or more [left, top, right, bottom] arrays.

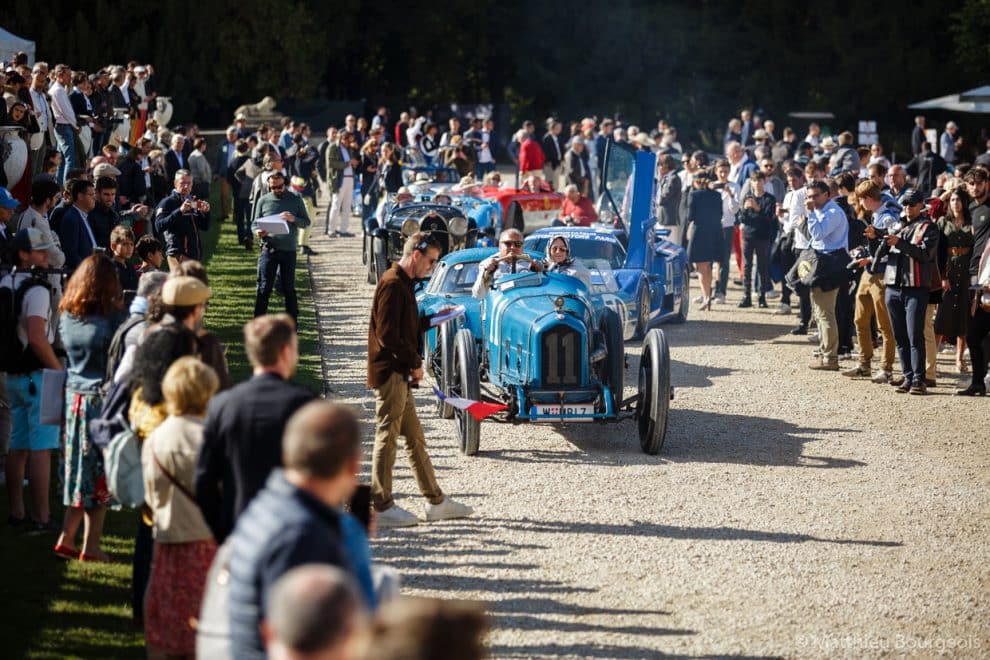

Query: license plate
[[531, 404, 594, 421]]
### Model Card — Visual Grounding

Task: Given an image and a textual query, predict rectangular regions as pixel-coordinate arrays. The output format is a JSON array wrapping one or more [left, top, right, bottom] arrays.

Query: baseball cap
[[12, 227, 54, 253], [162, 276, 212, 306], [898, 188, 925, 207], [0, 187, 19, 209]]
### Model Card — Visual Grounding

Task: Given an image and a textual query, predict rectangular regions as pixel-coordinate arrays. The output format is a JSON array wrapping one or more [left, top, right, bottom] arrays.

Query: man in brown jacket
[[367, 232, 474, 528]]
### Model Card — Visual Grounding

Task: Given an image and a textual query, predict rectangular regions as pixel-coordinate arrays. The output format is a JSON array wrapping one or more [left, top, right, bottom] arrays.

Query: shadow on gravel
[[480, 517, 902, 548], [670, 359, 733, 388], [661, 410, 866, 469], [658, 320, 788, 347]]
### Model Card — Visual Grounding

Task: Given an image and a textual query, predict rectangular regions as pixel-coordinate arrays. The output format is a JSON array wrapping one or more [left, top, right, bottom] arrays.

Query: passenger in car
[[543, 234, 592, 288]]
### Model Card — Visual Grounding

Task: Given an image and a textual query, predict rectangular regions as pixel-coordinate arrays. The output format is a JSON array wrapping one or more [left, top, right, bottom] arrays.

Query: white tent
[[908, 85, 990, 114], [0, 27, 35, 65]]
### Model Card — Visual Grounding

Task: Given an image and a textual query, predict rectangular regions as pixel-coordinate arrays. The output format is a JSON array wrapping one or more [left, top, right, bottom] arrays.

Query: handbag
[[152, 437, 196, 502]]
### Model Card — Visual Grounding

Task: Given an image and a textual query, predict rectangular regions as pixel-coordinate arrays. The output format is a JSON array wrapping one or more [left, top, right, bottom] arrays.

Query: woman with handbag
[[54, 255, 126, 560], [142, 356, 220, 659]]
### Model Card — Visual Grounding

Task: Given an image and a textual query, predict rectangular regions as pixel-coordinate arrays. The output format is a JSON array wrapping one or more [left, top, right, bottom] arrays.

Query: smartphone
[[349, 484, 372, 531]]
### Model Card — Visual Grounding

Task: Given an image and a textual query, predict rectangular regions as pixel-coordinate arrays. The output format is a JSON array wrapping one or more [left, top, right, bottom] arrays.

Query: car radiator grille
[[420, 217, 450, 254], [541, 325, 581, 386]]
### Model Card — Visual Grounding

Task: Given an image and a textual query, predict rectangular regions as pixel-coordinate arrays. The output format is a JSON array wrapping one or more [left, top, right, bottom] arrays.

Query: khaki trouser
[[923, 302, 938, 380], [219, 178, 232, 218], [811, 286, 839, 362], [854, 272, 896, 372], [298, 197, 315, 249], [371, 372, 443, 511]]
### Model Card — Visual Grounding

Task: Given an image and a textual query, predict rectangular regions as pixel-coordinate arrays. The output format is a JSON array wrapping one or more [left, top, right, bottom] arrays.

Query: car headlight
[[448, 216, 468, 238], [401, 218, 419, 236]]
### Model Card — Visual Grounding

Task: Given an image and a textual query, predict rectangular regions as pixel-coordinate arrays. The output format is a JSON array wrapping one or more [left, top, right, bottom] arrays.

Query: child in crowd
[[110, 225, 139, 294], [136, 235, 164, 276]]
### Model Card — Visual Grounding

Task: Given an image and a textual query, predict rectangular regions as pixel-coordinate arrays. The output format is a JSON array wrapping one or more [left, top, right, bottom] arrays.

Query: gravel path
[[307, 210, 989, 659]]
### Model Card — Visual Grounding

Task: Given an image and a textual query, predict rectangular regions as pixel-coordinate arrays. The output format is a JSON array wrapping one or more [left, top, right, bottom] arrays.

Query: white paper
[[430, 305, 466, 327], [39, 368, 66, 426], [256, 215, 290, 235]]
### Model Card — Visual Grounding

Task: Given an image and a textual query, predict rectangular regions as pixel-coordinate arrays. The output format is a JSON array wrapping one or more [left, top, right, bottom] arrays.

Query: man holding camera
[[960, 167, 990, 395], [874, 189, 939, 394], [154, 170, 210, 271], [843, 180, 899, 382], [251, 171, 310, 321]]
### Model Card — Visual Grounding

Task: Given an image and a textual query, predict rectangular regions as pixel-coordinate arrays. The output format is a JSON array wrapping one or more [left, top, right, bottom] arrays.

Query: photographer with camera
[[844, 180, 899, 382], [154, 170, 210, 271], [251, 171, 310, 321], [873, 188, 940, 394]]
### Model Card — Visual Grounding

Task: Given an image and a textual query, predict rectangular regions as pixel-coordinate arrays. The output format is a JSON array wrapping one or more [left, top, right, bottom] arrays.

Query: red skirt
[[144, 538, 217, 655]]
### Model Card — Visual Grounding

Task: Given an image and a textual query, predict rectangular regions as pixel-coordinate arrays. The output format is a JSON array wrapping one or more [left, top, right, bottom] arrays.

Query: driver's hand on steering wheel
[[531, 260, 544, 272]]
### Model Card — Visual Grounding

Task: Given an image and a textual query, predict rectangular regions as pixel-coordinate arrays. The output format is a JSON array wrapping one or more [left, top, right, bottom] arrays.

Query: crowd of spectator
[[4, 46, 990, 657], [2, 54, 490, 659]]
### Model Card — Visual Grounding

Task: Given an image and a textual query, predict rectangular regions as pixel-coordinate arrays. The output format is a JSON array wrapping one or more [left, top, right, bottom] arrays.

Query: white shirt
[[29, 88, 50, 132], [341, 145, 353, 176], [717, 182, 740, 228], [141, 156, 152, 188], [49, 81, 77, 128], [0, 272, 55, 348], [478, 130, 493, 163], [782, 187, 809, 249]]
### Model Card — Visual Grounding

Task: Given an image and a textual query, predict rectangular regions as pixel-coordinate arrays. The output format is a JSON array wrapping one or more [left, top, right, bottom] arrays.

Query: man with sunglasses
[[251, 171, 310, 321], [368, 232, 473, 527], [472, 228, 544, 299]]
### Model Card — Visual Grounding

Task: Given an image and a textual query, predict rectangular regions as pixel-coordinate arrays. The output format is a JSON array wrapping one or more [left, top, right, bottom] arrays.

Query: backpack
[[0, 271, 52, 374], [89, 376, 135, 450], [102, 413, 144, 508], [196, 539, 234, 660], [104, 315, 144, 388]]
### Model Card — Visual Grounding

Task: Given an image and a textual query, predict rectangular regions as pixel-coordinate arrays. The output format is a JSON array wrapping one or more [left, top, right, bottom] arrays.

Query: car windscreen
[[603, 142, 635, 227], [524, 237, 626, 271], [427, 261, 482, 294]]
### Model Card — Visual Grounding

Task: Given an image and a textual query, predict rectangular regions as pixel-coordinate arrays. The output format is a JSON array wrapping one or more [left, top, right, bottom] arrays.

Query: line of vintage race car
[[365, 141, 690, 455]]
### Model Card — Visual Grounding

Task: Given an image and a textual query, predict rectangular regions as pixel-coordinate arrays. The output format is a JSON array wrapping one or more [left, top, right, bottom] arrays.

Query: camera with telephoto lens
[[871, 220, 903, 239]]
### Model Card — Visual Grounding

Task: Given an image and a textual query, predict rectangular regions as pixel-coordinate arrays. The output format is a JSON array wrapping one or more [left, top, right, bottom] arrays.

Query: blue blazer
[[57, 206, 95, 274], [215, 141, 237, 176]]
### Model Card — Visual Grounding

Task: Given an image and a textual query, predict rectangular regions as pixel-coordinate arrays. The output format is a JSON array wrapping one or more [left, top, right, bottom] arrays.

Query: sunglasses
[[550, 246, 569, 253], [501, 240, 523, 248], [270, 185, 285, 192]]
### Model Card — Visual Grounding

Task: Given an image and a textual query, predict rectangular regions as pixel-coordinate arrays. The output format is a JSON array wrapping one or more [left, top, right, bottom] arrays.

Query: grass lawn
[[0, 194, 323, 658]]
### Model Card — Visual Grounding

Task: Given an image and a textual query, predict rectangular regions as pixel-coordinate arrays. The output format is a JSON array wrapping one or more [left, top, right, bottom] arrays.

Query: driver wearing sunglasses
[[471, 228, 543, 299]]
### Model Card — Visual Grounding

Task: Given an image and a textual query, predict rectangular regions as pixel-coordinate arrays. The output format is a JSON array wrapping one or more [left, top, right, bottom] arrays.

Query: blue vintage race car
[[417, 246, 673, 456], [524, 224, 688, 339]]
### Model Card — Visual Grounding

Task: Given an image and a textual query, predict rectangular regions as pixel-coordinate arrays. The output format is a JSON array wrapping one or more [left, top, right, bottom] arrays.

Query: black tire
[[633, 282, 651, 338], [506, 202, 524, 233], [637, 328, 671, 454], [362, 233, 368, 265], [372, 236, 389, 283], [598, 308, 624, 414], [672, 266, 690, 324], [435, 323, 456, 419], [453, 328, 481, 455]]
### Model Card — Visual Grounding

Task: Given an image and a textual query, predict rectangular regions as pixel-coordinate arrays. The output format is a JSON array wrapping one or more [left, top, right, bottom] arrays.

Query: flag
[[433, 387, 507, 421]]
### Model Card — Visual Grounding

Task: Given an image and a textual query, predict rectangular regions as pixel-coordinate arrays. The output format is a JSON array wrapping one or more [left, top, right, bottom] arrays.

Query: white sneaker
[[424, 497, 474, 522], [773, 303, 791, 315], [692, 295, 705, 304], [713, 293, 726, 304], [376, 504, 420, 528], [765, 290, 781, 300], [871, 370, 891, 384]]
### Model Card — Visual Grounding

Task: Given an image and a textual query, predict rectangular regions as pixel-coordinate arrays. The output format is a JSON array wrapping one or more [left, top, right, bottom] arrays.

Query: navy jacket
[[194, 372, 315, 543], [154, 190, 210, 260], [228, 470, 351, 660], [57, 206, 95, 273]]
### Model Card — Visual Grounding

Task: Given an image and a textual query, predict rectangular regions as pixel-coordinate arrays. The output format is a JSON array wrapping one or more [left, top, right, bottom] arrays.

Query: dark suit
[[542, 132, 564, 168], [118, 158, 148, 204], [164, 149, 186, 183], [562, 148, 590, 193], [905, 152, 947, 196], [193, 372, 315, 542], [214, 140, 238, 178], [57, 206, 96, 273], [656, 171, 682, 227], [911, 125, 926, 155], [87, 203, 119, 249]]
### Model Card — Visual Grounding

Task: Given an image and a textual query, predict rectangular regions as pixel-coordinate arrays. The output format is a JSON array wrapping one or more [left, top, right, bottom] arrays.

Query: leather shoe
[[924, 378, 936, 387], [956, 384, 987, 396], [809, 359, 839, 371], [909, 381, 928, 395], [889, 376, 906, 387], [790, 325, 808, 336]]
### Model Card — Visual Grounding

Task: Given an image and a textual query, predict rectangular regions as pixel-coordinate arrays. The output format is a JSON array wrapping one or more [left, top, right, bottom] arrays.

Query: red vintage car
[[481, 180, 563, 235]]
